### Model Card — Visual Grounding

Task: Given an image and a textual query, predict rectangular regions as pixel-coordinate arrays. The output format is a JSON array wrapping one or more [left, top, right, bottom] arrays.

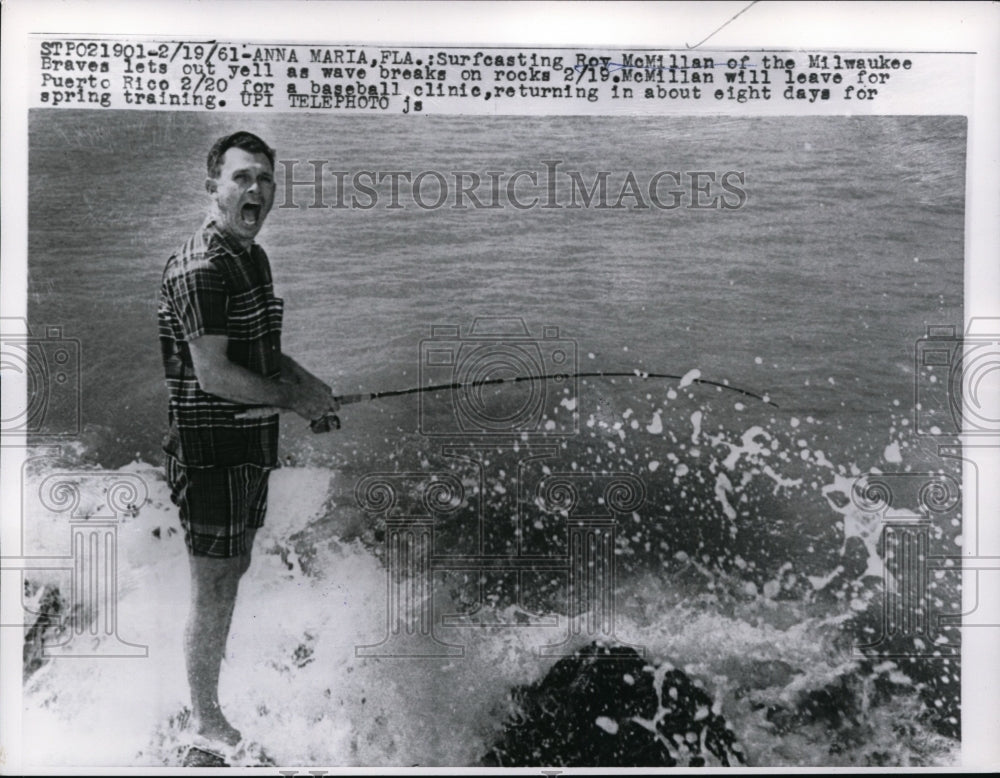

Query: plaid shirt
[[159, 219, 283, 468]]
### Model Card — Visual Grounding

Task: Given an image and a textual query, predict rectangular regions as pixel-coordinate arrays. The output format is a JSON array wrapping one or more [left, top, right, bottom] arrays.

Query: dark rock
[[767, 674, 860, 733], [481, 642, 745, 767], [764, 658, 935, 740], [23, 583, 67, 681], [182, 746, 228, 767]]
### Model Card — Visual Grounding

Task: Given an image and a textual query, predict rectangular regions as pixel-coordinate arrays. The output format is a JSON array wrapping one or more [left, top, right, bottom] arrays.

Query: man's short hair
[[207, 131, 275, 178]]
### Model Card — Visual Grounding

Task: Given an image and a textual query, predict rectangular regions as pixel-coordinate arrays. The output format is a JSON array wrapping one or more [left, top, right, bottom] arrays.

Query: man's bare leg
[[185, 529, 256, 746]]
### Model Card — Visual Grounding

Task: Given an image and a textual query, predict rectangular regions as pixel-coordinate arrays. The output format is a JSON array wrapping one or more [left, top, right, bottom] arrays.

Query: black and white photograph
[[2, 1, 998, 773]]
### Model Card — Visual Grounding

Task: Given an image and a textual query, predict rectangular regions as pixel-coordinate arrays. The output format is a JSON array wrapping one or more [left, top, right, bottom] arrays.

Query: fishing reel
[[309, 412, 341, 433]]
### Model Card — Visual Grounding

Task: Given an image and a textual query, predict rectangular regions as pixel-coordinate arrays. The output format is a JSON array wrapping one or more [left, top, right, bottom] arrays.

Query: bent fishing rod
[[238, 371, 778, 433]]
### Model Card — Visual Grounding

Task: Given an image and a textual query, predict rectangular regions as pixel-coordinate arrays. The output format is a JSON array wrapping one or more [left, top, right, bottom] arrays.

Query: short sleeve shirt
[[158, 220, 284, 468]]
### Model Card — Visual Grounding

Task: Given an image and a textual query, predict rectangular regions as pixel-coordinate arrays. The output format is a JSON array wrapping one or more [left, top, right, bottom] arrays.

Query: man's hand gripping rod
[[237, 393, 372, 433]]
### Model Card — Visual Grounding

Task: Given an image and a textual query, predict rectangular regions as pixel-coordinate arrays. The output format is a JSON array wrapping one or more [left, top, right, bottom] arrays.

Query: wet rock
[[182, 746, 228, 767], [22, 583, 67, 681], [481, 642, 745, 767], [764, 659, 927, 737]]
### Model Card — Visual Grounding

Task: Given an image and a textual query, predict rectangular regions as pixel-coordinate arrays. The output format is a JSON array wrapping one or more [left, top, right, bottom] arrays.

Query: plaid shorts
[[166, 456, 270, 558]]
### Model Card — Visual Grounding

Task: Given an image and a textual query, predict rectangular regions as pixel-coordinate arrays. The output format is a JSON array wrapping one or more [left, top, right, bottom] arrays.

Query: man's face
[[206, 147, 275, 246]]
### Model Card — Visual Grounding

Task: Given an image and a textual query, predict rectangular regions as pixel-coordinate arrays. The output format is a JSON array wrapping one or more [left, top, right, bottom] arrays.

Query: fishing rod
[[238, 371, 778, 433]]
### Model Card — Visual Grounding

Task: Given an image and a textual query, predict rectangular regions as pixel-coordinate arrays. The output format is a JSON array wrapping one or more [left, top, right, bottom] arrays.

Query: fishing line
[[240, 371, 778, 433]]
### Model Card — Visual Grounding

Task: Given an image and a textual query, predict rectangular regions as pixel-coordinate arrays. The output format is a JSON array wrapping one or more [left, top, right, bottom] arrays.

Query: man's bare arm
[[280, 354, 329, 391], [188, 335, 334, 421]]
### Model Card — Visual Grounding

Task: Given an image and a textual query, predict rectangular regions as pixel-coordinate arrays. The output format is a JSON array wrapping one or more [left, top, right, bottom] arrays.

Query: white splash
[[690, 410, 703, 443], [679, 368, 702, 388], [721, 426, 769, 470], [820, 472, 884, 579], [595, 716, 619, 734], [714, 472, 738, 520]]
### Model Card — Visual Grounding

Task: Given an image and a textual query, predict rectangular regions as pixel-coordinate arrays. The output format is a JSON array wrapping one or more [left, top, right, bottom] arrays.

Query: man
[[158, 131, 336, 749]]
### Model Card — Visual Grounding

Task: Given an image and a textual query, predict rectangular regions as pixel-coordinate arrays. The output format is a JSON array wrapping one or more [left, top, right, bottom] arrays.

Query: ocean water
[[20, 110, 965, 767]]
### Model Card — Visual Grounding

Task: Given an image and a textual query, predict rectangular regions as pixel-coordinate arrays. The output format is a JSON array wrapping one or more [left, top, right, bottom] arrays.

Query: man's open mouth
[[241, 203, 262, 226]]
